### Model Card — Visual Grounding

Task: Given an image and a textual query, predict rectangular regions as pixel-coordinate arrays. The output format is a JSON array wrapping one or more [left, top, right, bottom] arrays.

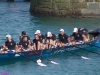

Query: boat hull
[[0, 38, 99, 61]]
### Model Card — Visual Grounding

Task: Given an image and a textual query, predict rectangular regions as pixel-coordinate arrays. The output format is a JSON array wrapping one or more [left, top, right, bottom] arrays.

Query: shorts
[[75, 40, 84, 44], [75, 40, 81, 42], [8, 50, 15, 53], [24, 48, 29, 51]]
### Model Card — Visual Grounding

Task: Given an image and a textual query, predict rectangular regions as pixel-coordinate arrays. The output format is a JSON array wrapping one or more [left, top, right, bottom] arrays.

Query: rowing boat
[[0, 28, 100, 61]]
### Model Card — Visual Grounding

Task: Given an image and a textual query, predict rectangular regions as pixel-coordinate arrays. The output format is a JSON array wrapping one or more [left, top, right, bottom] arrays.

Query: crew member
[[58, 29, 71, 47], [19, 31, 31, 45], [3, 34, 17, 53], [33, 34, 42, 50], [46, 32, 57, 49], [19, 36, 32, 51], [71, 28, 83, 44], [78, 28, 90, 42]]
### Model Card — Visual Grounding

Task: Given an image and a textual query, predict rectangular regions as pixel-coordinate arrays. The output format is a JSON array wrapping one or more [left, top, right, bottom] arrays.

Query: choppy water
[[0, 2, 100, 75]]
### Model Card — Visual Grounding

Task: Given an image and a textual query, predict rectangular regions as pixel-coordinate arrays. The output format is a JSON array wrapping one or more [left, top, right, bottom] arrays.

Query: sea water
[[0, 2, 100, 75]]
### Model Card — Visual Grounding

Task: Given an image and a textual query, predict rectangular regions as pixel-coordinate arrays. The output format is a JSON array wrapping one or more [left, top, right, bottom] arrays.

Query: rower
[[78, 28, 90, 42], [58, 29, 71, 47], [35, 30, 45, 49], [19, 36, 32, 51], [46, 32, 56, 49], [32, 34, 42, 50], [19, 31, 31, 45], [2, 35, 17, 53], [35, 30, 45, 43], [71, 28, 83, 44]]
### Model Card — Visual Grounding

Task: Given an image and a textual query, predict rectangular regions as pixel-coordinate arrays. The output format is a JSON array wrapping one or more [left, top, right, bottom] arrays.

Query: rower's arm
[[82, 35, 87, 42], [28, 40, 31, 45], [67, 37, 72, 44], [37, 41, 41, 50], [53, 40, 56, 45], [42, 39, 45, 44], [87, 34, 90, 41], [33, 43, 36, 50], [3, 44, 8, 50]]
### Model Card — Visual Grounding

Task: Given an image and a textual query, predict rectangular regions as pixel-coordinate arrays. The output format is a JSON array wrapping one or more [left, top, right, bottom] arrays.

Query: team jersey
[[39, 34, 45, 43], [5, 39, 16, 50], [20, 35, 30, 42], [72, 33, 83, 41], [58, 33, 68, 44], [33, 39, 41, 50], [19, 41, 29, 49], [47, 34, 56, 41]]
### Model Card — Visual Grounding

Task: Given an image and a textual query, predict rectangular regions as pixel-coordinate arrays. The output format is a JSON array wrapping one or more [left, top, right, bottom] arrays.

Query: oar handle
[[65, 50, 80, 56], [76, 45, 100, 56]]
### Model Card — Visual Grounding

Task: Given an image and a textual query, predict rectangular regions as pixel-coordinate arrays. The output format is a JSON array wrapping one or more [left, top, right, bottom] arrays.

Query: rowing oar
[[76, 45, 100, 56], [36, 48, 48, 66], [83, 43, 100, 55], [44, 58, 59, 65], [87, 43, 100, 48], [65, 50, 90, 60], [37, 43, 60, 65], [36, 48, 59, 65], [17, 53, 47, 66], [45, 43, 89, 60]]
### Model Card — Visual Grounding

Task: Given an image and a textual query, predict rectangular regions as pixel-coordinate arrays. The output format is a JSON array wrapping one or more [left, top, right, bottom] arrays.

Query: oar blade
[[50, 61, 59, 65], [37, 62, 47, 66], [81, 56, 90, 60], [37, 59, 42, 63], [37, 59, 47, 66]]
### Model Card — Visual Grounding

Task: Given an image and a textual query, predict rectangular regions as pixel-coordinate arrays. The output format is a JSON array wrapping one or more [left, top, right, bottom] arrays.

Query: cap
[[73, 28, 78, 32], [47, 32, 52, 37], [60, 29, 64, 32], [35, 30, 41, 34], [6, 34, 11, 38]]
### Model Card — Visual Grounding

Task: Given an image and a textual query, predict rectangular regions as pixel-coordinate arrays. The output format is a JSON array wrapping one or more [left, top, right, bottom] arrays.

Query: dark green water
[[0, 2, 100, 75]]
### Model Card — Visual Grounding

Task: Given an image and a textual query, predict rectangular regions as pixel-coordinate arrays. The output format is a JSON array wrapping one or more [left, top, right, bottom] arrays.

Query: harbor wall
[[30, 0, 100, 17]]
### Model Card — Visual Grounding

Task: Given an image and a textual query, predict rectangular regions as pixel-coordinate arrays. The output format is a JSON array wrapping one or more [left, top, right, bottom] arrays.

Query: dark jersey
[[72, 33, 83, 41], [58, 33, 68, 44], [39, 34, 45, 43], [33, 39, 41, 50], [19, 41, 29, 49], [20, 35, 30, 42], [5, 40, 16, 50], [47, 34, 56, 41]]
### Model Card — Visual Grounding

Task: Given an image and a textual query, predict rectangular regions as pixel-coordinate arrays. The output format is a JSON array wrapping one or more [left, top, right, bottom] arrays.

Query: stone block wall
[[30, 0, 100, 17]]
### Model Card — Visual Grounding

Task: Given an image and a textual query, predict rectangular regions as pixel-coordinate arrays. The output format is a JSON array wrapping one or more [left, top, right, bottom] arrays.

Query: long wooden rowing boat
[[0, 28, 100, 60]]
